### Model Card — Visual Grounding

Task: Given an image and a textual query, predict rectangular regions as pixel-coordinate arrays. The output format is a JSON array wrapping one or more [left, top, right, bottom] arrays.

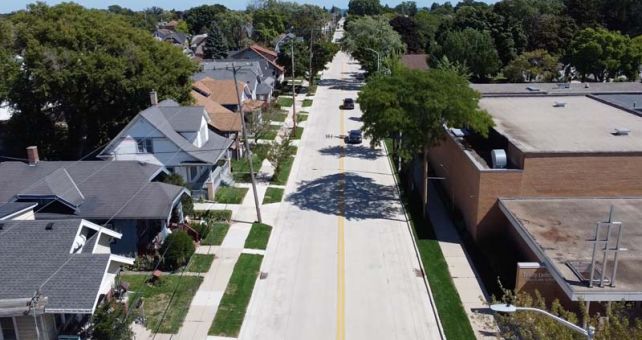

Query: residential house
[[192, 76, 253, 112], [229, 44, 285, 82], [0, 219, 134, 340], [191, 87, 244, 158], [191, 33, 208, 59], [197, 60, 275, 102], [153, 29, 191, 55], [0, 147, 189, 256], [99, 98, 234, 200], [401, 54, 429, 70]]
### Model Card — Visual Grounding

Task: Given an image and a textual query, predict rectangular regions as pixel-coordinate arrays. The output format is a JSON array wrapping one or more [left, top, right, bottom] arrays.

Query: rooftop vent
[[553, 101, 567, 108], [0, 223, 4, 230], [557, 83, 570, 89], [612, 128, 631, 136], [526, 86, 541, 92], [45, 222, 54, 230], [491, 149, 507, 169]]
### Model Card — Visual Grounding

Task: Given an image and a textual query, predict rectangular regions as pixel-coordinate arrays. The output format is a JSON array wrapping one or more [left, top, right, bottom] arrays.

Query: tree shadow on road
[[286, 172, 402, 221], [318, 78, 363, 91], [318, 145, 381, 160]]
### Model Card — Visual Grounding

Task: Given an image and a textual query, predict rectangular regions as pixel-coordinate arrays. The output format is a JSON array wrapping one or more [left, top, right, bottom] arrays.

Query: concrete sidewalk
[[427, 182, 499, 339]]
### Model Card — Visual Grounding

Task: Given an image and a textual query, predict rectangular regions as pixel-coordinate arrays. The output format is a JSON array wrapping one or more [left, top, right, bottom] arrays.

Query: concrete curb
[[381, 141, 447, 340]]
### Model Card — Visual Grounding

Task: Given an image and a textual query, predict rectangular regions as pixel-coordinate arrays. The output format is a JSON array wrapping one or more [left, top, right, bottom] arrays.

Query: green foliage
[[1, 3, 197, 159], [262, 187, 284, 204], [348, 0, 382, 16], [309, 40, 340, 85], [175, 20, 189, 34], [162, 173, 193, 216], [503, 49, 560, 82], [277, 39, 309, 80], [267, 135, 293, 174], [187, 254, 215, 272], [214, 11, 253, 50], [244, 223, 273, 249], [389, 16, 422, 53], [201, 223, 230, 246], [184, 4, 227, 34], [253, 8, 285, 44], [215, 187, 249, 204], [359, 68, 493, 159], [90, 302, 133, 340], [341, 16, 405, 74], [204, 22, 228, 60], [190, 222, 210, 240], [435, 28, 502, 82], [394, 1, 418, 16], [161, 230, 195, 271], [568, 27, 642, 81], [196, 209, 233, 223]]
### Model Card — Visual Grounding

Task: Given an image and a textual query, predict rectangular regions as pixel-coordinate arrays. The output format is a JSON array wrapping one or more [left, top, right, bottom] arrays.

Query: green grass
[[208, 254, 263, 337], [262, 187, 284, 204], [256, 125, 279, 140], [296, 113, 308, 122], [244, 223, 273, 250], [215, 187, 249, 204], [201, 223, 230, 245], [277, 97, 294, 107], [271, 112, 288, 122], [271, 156, 294, 185], [187, 254, 215, 273], [383, 139, 475, 340], [232, 155, 263, 182], [291, 126, 304, 139], [302, 99, 313, 107], [122, 274, 203, 334]]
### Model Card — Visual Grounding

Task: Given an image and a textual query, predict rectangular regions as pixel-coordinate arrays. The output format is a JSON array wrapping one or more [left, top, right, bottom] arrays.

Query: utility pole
[[309, 29, 314, 90], [291, 40, 297, 135], [231, 62, 263, 223]]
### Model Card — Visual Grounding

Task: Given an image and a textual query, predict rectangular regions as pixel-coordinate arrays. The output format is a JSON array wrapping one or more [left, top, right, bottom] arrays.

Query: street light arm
[[515, 307, 590, 337]]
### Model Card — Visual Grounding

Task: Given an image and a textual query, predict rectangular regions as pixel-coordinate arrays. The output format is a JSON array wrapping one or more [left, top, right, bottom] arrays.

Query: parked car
[[345, 130, 362, 144], [342, 98, 354, 110]]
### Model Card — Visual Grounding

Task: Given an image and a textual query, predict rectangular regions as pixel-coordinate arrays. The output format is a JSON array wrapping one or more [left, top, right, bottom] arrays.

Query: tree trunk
[[421, 144, 429, 218]]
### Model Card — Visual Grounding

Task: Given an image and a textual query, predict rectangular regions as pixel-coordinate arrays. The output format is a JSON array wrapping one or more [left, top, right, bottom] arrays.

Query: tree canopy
[[203, 22, 228, 59], [341, 15, 405, 74], [434, 28, 502, 82], [0, 3, 196, 159], [184, 4, 228, 34], [348, 0, 383, 16]]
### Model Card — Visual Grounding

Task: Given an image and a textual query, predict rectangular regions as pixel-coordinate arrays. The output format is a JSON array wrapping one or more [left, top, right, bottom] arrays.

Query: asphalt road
[[239, 29, 442, 340]]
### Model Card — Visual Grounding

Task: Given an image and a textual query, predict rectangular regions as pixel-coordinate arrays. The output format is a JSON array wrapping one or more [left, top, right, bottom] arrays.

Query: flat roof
[[592, 94, 642, 113], [471, 82, 642, 96], [480, 96, 642, 153], [500, 197, 642, 301]]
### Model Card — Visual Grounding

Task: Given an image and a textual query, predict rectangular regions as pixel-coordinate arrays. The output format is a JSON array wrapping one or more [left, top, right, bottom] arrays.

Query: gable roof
[[401, 54, 429, 70], [0, 219, 113, 313], [154, 29, 188, 45], [191, 90, 242, 132], [230, 45, 284, 73], [192, 77, 247, 105], [250, 43, 278, 59], [0, 161, 184, 220], [0, 202, 36, 220], [18, 168, 85, 208]]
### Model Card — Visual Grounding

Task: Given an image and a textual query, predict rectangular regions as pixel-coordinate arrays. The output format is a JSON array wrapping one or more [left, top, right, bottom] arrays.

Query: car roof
[[344, 98, 353, 101]]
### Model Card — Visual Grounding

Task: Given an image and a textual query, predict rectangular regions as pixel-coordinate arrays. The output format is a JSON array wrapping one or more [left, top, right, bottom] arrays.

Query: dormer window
[[136, 138, 154, 153]]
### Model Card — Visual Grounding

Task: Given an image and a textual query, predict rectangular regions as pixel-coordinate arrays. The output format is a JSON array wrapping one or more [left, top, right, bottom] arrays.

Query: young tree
[[203, 22, 228, 60], [341, 16, 405, 74], [161, 230, 195, 271], [359, 68, 493, 212], [267, 135, 292, 176], [1, 3, 196, 159], [503, 49, 560, 83]]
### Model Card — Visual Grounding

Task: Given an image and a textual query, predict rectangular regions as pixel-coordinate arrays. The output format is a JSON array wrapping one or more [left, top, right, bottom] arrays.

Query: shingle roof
[[138, 104, 233, 164], [154, 29, 188, 45], [401, 54, 429, 70], [0, 219, 110, 312], [192, 77, 246, 105], [0, 161, 183, 220], [0, 202, 36, 220], [18, 168, 84, 208], [250, 43, 278, 59], [191, 91, 242, 132], [230, 45, 284, 73]]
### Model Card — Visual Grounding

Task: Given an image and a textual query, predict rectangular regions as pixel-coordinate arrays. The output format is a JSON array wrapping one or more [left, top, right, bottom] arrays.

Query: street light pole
[[291, 40, 297, 136], [490, 304, 595, 340], [231, 62, 262, 223], [365, 47, 380, 72]]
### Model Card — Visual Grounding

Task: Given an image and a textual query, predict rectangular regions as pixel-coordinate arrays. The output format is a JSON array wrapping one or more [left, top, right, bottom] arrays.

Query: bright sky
[[2, 0, 498, 13]]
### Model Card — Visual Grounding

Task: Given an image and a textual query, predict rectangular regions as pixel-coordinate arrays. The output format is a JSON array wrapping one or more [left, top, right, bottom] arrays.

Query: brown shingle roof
[[250, 43, 278, 59], [242, 99, 266, 113], [193, 77, 245, 106], [191, 90, 242, 133], [401, 54, 429, 70]]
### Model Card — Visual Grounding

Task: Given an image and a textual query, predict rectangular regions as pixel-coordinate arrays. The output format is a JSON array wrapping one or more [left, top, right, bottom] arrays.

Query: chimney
[[26, 146, 39, 166], [150, 90, 158, 106]]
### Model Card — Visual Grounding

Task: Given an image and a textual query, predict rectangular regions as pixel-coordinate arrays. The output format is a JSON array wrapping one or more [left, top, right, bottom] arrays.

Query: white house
[[99, 96, 234, 200]]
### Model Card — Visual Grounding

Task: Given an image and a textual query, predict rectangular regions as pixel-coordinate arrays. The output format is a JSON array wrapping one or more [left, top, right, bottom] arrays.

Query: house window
[[0, 317, 17, 340], [189, 167, 198, 181], [136, 138, 154, 153]]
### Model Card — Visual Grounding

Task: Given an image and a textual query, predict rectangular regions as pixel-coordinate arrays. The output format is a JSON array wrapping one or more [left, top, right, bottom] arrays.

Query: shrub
[[90, 302, 133, 340], [161, 230, 195, 271], [194, 209, 232, 223], [162, 173, 193, 216], [191, 222, 210, 240], [131, 254, 158, 271]]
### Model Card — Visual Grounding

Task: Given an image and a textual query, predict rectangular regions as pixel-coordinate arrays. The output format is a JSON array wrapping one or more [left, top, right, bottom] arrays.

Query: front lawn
[[244, 223, 273, 250], [208, 254, 264, 337], [215, 187, 249, 204], [122, 274, 203, 334], [187, 254, 215, 273], [201, 223, 230, 246], [262, 187, 284, 204], [302, 99, 313, 107], [271, 156, 294, 185], [277, 97, 293, 107]]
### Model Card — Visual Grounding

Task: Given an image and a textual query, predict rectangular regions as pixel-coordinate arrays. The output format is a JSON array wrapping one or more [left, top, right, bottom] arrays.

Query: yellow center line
[[336, 60, 346, 340]]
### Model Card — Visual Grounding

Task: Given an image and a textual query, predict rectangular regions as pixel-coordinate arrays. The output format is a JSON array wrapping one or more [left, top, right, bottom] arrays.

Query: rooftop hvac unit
[[554, 101, 567, 107], [613, 128, 631, 136], [491, 149, 507, 169]]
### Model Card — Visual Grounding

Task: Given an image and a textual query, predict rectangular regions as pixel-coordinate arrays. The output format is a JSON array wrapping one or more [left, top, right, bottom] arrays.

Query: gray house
[[196, 60, 275, 102], [99, 99, 234, 200], [0, 149, 188, 256], [0, 219, 133, 340]]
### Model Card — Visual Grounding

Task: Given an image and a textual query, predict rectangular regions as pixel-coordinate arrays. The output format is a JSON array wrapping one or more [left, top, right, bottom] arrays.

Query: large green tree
[[389, 16, 422, 53], [184, 4, 227, 34], [0, 3, 197, 159], [341, 15, 405, 74], [503, 49, 560, 82], [214, 11, 253, 50], [567, 27, 642, 81], [435, 28, 502, 82], [348, 0, 382, 16], [203, 22, 228, 59], [252, 7, 286, 44], [358, 68, 493, 211]]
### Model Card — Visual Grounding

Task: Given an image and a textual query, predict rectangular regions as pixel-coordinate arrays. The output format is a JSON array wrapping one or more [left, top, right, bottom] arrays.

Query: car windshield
[[350, 130, 361, 136], [344, 99, 353, 103]]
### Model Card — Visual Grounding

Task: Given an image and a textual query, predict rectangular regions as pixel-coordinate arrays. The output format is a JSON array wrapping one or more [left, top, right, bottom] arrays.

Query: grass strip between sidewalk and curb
[[296, 113, 308, 122], [187, 254, 215, 273], [262, 187, 284, 204], [302, 99, 313, 107], [384, 139, 475, 340], [291, 126, 304, 139], [215, 187, 249, 204], [271, 112, 288, 122], [270, 157, 294, 185], [244, 223, 273, 250], [277, 97, 293, 107], [208, 254, 264, 337], [121, 274, 203, 334], [201, 223, 230, 246]]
